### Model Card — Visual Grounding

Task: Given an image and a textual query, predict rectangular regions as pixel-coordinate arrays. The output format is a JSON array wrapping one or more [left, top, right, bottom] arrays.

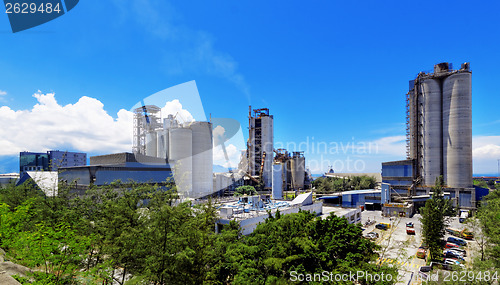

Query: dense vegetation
[[0, 180, 395, 284], [473, 178, 500, 190], [419, 176, 454, 261], [312, 176, 376, 194], [233, 185, 257, 196], [425, 186, 500, 285]]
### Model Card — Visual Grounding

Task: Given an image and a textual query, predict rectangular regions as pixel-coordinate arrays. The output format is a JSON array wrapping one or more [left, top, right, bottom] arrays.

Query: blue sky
[[0, 0, 499, 174]]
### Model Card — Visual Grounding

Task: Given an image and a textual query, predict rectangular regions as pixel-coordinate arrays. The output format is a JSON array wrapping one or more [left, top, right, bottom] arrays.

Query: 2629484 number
[[443, 271, 498, 282], [5, 2, 62, 14]]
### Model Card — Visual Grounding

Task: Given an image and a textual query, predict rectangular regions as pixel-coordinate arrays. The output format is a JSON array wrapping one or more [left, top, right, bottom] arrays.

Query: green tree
[[216, 210, 396, 284], [234, 185, 258, 196], [477, 190, 500, 268], [419, 176, 453, 261]]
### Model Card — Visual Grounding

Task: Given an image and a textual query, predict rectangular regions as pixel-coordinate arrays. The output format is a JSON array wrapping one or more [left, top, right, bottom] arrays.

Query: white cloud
[[473, 136, 500, 174], [362, 135, 406, 156], [0, 92, 134, 155], [161, 99, 194, 123], [213, 144, 240, 168], [212, 125, 226, 146], [0, 90, 6, 96]]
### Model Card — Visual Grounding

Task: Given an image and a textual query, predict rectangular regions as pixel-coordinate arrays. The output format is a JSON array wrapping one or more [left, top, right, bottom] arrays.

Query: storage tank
[[272, 163, 283, 199], [190, 122, 213, 198], [291, 154, 305, 190], [421, 78, 442, 186], [145, 132, 158, 157], [156, 130, 169, 160], [442, 72, 472, 188], [169, 127, 193, 197]]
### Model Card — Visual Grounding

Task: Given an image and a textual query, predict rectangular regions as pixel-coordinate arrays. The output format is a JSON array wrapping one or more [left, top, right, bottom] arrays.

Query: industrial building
[[382, 62, 482, 211], [58, 152, 173, 192], [216, 192, 322, 235], [19, 150, 86, 174], [271, 149, 307, 199], [132, 105, 214, 199], [246, 107, 274, 189], [406, 62, 472, 188], [317, 189, 382, 210], [0, 173, 19, 188]]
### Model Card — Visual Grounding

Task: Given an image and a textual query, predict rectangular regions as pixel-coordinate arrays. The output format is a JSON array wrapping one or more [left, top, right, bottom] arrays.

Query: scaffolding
[[132, 105, 162, 155]]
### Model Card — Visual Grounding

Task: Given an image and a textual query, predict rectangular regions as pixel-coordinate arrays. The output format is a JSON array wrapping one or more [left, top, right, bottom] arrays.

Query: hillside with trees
[[312, 176, 377, 194], [0, 180, 395, 284]]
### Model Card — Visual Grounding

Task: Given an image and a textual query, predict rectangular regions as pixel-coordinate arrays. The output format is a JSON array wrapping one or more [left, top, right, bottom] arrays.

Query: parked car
[[380, 222, 391, 229], [406, 226, 415, 235], [365, 232, 379, 240], [376, 223, 388, 230], [448, 248, 467, 257], [443, 250, 465, 261], [447, 236, 467, 247], [417, 247, 427, 259], [444, 258, 465, 268], [445, 242, 461, 249], [419, 265, 432, 273], [406, 222, 414, 228]]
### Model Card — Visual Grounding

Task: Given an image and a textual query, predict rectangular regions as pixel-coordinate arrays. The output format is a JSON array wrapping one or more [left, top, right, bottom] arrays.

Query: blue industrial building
[[59, 152, 172, 189], [20, 150, 87, 174], [317, 189, 382, 210], [381, 160, 414, 187]]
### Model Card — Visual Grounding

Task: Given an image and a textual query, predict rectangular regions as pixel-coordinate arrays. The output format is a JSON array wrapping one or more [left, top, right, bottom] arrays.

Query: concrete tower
[[248, 107, 274, 189], [407, 62, 472, 189]]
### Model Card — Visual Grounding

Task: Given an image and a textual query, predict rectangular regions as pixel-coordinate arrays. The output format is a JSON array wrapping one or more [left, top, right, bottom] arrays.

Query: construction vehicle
[[446, 228, 474, 240]]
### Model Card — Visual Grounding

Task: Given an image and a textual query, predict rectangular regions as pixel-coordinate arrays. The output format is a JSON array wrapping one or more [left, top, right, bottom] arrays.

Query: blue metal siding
[[382, 180, 412, 186], [459, 192, 472, 208], [382, 164, 413, 178], [474, 186, 489, 202], [96, 170, 172, 185]]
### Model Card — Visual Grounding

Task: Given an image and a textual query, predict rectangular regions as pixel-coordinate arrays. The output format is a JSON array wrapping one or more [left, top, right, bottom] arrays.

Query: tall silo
[[260, 115, 274, 189], [421, 78, 442, 186], [156, 130, 169, 160], [248, 107, 274, 189], [190, 122, 213, 198], [291, 152, 305, 190], [145, 132, 158, 157], [272, 163, 283, 199], [443, 72, 472, 188], [169, 127, 193, 197]]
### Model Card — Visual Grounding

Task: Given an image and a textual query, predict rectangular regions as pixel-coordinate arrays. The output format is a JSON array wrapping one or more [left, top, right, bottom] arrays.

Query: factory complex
[[5, 62, 490, 234]]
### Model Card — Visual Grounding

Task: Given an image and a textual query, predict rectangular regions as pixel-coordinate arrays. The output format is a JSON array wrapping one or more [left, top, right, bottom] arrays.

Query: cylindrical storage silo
[[156, 130, 169, 160], [285, 159, 292, 190], [145, 132, 158, 157], [260, 116, 274, 189], [291, 156, 305, 190], [272, 163, 283, 199], [443, 72, 472, 188], [421, 78, 443, 186], [190, 122, 213, 198], [169, 127, 193, 197]]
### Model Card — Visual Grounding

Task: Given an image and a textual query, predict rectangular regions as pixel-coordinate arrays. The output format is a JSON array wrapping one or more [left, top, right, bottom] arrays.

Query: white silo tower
[[421, 78, 443, 186], [407, 62, 472, 189], [169, 127, 193, 197], [190, 121, 214, 198], [443, 72, 472, 188]]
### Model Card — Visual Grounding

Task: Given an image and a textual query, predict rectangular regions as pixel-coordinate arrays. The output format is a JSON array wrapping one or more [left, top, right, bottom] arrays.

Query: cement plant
[[1, 62, 498, 285]]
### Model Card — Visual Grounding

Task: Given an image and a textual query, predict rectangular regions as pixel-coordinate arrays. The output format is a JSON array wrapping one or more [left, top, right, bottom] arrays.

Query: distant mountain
[[213, 165, 229, 173], [0, 155, 18, 174]]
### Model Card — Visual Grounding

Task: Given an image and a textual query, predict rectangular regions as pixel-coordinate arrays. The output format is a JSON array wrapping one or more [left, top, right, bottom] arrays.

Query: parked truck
[[446, 228, 473, 240], [459, 210, 469, 223]]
